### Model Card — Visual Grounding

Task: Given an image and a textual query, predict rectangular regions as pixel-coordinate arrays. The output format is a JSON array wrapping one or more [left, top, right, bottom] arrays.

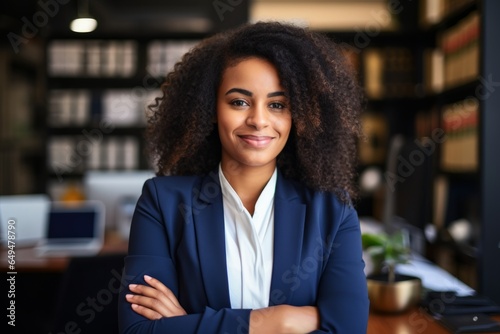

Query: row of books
[[422, 11, 480, 93], [48, 89, 157, 127], [48, 136, 141, 173], [439, 11, 480, 89], [420, 0, 475, 26], [415, 108, 440, 140], [440, 98, 479, 172], [48, 90, 90, 126], [48, 40, 137, 77], [147, 40, 200, 77], [47, 39, 201, 78], [363, 47, 416, 99]]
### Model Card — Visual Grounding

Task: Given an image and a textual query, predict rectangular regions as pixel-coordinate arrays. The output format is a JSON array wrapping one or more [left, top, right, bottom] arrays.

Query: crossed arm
[[125, 274, 319, 334]]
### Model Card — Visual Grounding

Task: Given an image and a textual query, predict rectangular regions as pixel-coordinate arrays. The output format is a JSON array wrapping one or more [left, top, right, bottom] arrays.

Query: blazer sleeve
[[118, 178, 252, 334], [312, 201, 369, 333]]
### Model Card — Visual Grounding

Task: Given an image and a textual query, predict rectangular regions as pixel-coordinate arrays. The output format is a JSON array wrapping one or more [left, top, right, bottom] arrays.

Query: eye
[[230, 99, 249, 107], [269, 102, 286, 110]]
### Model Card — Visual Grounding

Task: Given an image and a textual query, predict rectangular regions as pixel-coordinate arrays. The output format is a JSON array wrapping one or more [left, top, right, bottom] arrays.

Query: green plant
[[362, 231, 411, 283]]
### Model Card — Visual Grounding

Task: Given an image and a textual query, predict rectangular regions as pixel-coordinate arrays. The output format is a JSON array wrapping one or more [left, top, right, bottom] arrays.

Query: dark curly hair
[[146, 21, 363, 202]]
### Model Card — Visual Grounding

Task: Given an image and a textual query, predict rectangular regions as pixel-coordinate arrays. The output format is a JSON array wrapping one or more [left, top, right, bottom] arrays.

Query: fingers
[[126, 290, 171, 319], [126, 275, 186, 319], [142, 275, 183, 309], [127, 285, 184, 318], [129, 302, 163, 320]]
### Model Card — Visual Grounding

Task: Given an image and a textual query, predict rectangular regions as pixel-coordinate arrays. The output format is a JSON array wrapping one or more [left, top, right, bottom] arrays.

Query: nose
[[246, 104, 269, 130]]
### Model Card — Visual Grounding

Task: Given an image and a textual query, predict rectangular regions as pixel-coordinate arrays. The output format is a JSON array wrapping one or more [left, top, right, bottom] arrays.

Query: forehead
[[219, 57, 283, 89]]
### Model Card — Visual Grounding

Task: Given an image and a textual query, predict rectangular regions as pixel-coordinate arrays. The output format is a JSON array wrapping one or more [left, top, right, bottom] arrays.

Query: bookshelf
[[0, 40, 46, 195], [350, 0, 499, 299], [416, 0, 482, 292], [333, 29, 426, 220], [44, 36, 203, 199]]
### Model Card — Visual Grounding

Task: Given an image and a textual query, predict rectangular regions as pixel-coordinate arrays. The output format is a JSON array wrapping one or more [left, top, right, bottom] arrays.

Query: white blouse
[[219, 164, 276, 309]]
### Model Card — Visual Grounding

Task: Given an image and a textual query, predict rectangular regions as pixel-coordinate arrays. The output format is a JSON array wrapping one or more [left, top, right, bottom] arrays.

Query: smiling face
[[217, 57, 292, 173]]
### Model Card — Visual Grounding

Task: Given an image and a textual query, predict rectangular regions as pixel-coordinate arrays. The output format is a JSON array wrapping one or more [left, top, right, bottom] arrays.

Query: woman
[[119, 21, 369, 333]]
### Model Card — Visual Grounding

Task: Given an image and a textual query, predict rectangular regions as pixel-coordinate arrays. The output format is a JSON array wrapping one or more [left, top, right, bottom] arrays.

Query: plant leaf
[[361, 233, 387, 249]]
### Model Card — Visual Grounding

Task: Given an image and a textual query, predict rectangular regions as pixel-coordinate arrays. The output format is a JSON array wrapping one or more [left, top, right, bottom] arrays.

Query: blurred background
[[1, 0, 499, 332]]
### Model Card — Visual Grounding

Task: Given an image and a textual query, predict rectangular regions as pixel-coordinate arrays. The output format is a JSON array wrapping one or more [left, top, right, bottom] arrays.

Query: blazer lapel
[[192, 170, 231, 309], [191, 170, 307, 308], [269, 173, 306, 306]]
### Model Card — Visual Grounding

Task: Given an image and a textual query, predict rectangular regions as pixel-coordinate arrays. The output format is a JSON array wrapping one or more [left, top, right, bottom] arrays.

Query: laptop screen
[[0, 194, 50, 246], [47, 210, 96, 239]]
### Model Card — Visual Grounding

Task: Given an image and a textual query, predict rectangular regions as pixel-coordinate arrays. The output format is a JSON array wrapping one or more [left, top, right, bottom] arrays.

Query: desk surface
[[368, 307, 443, 334], [368, 307, 500, 334], [1, 232, 128, 272], [4, 235, 499, 333]]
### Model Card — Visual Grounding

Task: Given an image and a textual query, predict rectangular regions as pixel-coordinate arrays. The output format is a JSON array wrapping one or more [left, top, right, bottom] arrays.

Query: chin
[[237, 158, 276, 168]]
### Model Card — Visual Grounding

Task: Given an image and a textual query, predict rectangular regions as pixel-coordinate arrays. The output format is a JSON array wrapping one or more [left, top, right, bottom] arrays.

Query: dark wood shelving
[[422, 0, 479, 35], [43, 34, 203, 196], [46, 76, 151, 90], [48, 126, 145, 136], [429, 80, 480, 103], [355, 0, 493, 298]]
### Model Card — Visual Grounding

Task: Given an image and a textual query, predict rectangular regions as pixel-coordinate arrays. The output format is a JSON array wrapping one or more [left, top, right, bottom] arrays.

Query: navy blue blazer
[[118, 169, 369, 333]]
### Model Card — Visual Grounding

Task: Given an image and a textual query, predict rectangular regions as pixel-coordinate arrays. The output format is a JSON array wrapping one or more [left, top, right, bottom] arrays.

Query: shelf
[[325, 30, 428, 48], [42, 36, 205, 198], [367, 96, 421, 106], [46, 169, 148, 179], [46, 76, 157, 90], [48, 126, 145, 136], [437, 170, 479, 179], [418, 80, 479, 106], [422, 0, 479, 34]]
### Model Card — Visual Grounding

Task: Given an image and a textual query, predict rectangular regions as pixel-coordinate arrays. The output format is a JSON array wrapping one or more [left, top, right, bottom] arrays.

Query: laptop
[[35, 201, 105, 257], [0, 194, 50, 247]]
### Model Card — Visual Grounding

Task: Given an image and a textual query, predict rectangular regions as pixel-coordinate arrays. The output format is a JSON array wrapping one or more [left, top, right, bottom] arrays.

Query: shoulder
[[142, 174, 208, 199], [148, 174, 203, 188], [307, 187, 355, 221], [279, 174, 357, 229], [279, 173, 352, 209]]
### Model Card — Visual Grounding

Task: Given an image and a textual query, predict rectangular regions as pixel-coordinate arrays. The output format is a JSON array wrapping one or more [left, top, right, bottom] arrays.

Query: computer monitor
[[0, 194, 50, 247], [83, 170, 154, 239], [382, 134, 432, 255]]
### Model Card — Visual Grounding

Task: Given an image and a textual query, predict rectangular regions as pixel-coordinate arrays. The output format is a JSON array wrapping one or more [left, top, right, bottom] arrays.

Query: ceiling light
[[70, 18, 97, 33], [70, 0, 97, 33]]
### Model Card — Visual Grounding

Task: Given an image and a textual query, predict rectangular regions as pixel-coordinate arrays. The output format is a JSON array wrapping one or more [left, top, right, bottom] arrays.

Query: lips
[[238, 135, 274, 148]]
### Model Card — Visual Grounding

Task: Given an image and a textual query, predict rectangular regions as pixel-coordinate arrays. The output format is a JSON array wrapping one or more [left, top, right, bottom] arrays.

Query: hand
[[126, 275, 187, 320], [249, 305, 319, 334]]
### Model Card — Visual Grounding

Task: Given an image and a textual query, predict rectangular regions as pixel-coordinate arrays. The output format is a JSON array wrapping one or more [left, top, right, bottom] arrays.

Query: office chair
[[51, 253, 126, 334]]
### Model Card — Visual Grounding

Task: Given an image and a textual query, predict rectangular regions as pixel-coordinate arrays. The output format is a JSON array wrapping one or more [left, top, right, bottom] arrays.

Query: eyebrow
[[267, 91, 286, 98], [225, 88, 286, 98]]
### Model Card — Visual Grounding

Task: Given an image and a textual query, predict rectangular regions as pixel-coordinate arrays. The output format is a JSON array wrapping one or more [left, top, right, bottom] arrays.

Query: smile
[[238, 135, 275, 148]]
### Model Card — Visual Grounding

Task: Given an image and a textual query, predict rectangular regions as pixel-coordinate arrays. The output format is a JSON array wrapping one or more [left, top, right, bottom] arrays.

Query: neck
[[220, 161, 276, 215]]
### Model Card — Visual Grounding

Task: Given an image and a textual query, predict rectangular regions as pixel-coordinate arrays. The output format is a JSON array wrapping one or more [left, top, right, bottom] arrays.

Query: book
[[147, 40, 199, 77], [363, 47, 415, 99], [48, 40, 137, 77], [440, 98, 479, 172], [439, 11, 480, 89]]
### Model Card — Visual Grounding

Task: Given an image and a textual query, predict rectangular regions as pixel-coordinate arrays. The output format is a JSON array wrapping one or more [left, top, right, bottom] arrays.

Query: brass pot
[[367, 274, 422, 313]]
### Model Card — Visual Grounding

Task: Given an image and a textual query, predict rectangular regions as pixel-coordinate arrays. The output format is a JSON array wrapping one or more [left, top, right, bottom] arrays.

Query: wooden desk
[[5, 235, 499, 333], [368, 307, 500, 334], [2, 232, 128, 333], [1, 231, 128, 272]]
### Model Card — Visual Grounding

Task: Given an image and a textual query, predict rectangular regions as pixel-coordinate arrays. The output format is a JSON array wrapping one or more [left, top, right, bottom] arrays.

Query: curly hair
[[146, 21, 363, 202]]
